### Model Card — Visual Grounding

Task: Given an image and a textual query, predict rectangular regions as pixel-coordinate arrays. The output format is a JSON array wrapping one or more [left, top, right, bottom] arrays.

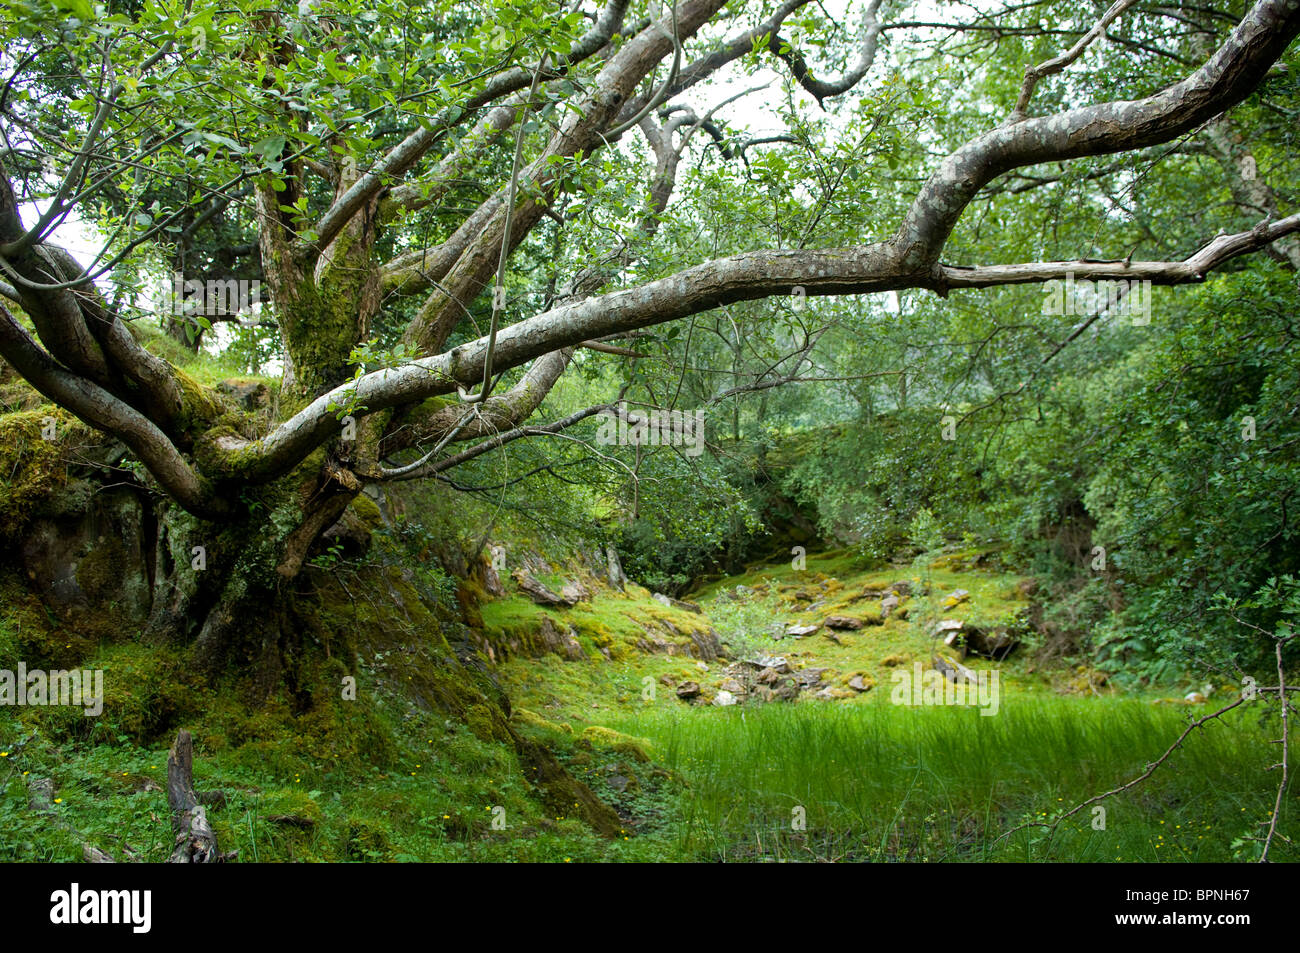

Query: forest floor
[[0, 549, 1290, 861], [494, 549, 1288, 861]]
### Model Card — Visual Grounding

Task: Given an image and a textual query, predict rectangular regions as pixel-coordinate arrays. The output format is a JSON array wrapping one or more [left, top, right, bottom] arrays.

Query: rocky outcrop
[[20, 484, 153, 639]]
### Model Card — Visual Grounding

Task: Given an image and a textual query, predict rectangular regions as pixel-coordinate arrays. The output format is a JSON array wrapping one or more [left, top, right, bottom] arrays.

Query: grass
[[2, 544, 1290, 862], [604, 696, 1292, 862]]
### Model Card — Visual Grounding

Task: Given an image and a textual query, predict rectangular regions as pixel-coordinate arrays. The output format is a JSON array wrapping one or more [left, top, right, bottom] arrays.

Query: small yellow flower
[[53, 798, 63, 804], [0, 752, 7, 757]]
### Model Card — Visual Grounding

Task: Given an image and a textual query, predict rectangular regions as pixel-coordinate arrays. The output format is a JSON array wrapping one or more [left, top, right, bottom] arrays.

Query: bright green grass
[[605, 696, 1293, 862]]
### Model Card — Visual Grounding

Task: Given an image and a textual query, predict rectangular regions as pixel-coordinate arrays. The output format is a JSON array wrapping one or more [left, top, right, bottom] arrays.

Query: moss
[[464, 703, 513, 744], [174, 367, 231, 431], [579, 725, 651, 763], [0, 409, 85, 539], [349, 494, 382, 527], [513, 708, 572, 735], [261, 787, 325, 826], [344, 817, 393, 861]]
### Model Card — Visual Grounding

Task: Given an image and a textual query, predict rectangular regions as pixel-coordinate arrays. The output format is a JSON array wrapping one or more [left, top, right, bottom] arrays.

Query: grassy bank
[[606, 696, 1290, 862]]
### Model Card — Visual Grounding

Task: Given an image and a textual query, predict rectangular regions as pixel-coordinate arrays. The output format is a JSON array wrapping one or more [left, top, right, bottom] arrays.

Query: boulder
[[933, 653, 979, 685], [719, 678, 745, 694], [795, 668, 827, 688], [880, 593, 900, 619], [748, 654, 792, 674], [513, 571, 571, 607], [482, 555, 507, 597], [848, 674, 874, 692], [786, 623, 819, 638], [21, 485, 152, 638], [676, 681, 701, 700], [941, 588, 971, 608], [824, 615, 863, 630], [537, 616, 584, 661], [215, 378, 270, 410], [559, 581, 590, 605], [605, 544, 627, 590], [714, 690, 738, 707], [689, 628, 724, 662], [652, 592, 703, 614], [964, 625, 1020, 661]]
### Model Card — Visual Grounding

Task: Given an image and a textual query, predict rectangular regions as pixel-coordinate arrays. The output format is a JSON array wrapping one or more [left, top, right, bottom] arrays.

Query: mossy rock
[[344, 816, 393, 861], [261, 788, 325, 827], [578, 726, 651, 763], [512, 708, 572, 735]]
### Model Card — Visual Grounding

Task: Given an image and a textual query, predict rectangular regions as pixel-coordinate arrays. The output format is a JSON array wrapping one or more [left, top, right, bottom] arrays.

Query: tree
[[1, 0, 1298, 671]]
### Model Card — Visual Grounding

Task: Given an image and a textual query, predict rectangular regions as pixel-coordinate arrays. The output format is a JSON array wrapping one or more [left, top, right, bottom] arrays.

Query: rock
[[786, 623, 819, 638], [676, 681, 701, 700], [689, 628, 724, 662], [658, 673, 677, 687], [888, 581, 913, 597], [20, 486, 152, 639], [537, 616, 584, 661], [848, 674, 874, 692], [1184, 691, 1206, 704], [605, 544, 627, 590], [559, 581, 590, 605], [652, 592, 703, 614], [941, 588, 971, 608], [696, 660, 708, 671], [607, 774, 630, 793], [881, 654, 907, 667], [513, 570, 570, 606], [794, 668, 827, 688], [824, 630, 843, 645], [758, 666, 781, 685], [813, 688, 836, 701], [824, 615, 863, 630], [714, 690, 738, 707], [482, 554, 507, 597], [748, 654, 791, 674], [880, 593, 900, 619], [804, 599, 828, 612], [27, 777, 55, 811], [581, 726, 651, 762], [719, 678, 745, 694], [964, 625, 1020, 661], [930, 619, 964, 639], [933, 653, 979, 685], [215, 378, 269, 410]]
